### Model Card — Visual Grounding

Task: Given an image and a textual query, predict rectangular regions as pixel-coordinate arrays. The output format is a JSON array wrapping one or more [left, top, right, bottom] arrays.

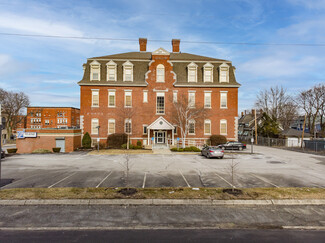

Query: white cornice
[[173, 84, 240, 88]]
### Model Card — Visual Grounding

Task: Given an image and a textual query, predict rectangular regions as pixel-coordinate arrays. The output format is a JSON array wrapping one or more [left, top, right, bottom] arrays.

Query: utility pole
[[301, 114, 306, 148], [254, 109, 258, 145]]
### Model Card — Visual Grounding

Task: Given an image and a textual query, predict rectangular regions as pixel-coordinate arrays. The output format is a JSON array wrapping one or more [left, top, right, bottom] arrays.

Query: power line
[[1, 32, 325, 47]]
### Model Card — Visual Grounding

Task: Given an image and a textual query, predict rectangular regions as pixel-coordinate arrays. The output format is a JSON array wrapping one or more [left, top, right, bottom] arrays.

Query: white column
[[172, 128, 174, 145], [148, 128, 150, 145]]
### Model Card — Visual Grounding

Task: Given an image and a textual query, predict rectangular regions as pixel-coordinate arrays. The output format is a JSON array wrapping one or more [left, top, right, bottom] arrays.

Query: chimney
[[241, 112, 244, 117], [172, 39, 180, 53], [139, 38, 147, 52], [252, 109, 255, 116]]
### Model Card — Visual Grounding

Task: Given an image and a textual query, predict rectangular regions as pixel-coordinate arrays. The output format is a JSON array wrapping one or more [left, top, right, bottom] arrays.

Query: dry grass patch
[[88, 149, 153, 155], [0, 187, 324, 200]]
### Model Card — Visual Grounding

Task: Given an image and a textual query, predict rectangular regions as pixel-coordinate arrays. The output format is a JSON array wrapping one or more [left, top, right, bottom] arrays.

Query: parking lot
[[1, 145, 324, 189]]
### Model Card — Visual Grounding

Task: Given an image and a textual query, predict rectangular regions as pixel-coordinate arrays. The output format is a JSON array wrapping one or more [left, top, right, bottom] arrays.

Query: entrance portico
[[147, 116, 175, 146]]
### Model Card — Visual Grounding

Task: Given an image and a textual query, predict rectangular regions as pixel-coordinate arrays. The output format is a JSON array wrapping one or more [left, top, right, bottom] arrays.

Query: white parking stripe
[[250, 173, 279, 188], [48, 172, 77, 188], [179, 170, 191, 188], [142, 172, 147, 188], [96, 171, 112, 188], [214, 173, 236, 188]]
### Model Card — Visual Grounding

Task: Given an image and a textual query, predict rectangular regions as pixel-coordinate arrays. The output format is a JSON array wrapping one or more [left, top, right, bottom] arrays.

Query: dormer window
[[203, 62, 214, 82], [219, 63, 229, 83], [123, 60, 133, 82], [187, 62, 197, 82], [90, 60, 101, 81], [106, 60, 117, 81], [156, 64, 165, 82]]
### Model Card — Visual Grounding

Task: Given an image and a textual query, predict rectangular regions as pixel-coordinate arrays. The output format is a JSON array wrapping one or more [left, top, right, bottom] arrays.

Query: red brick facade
[[16, 128, 81, 153], [79, 39, 239, 147], [26, 107, 80, 129]]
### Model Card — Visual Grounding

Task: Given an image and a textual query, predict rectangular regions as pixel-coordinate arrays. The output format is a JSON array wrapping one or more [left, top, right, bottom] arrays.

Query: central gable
[[152, 48, 170, 56], [147, 116, 174, 130]]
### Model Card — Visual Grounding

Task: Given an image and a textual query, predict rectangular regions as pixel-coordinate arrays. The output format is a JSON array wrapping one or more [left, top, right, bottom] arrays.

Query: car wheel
[[239, 147, 243, 151]]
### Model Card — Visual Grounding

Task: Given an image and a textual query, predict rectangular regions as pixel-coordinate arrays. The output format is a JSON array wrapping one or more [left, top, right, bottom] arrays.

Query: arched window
[[156, 64, 165, 82]]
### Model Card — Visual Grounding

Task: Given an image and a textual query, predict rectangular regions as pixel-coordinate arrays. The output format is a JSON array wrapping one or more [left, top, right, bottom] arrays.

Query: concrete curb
[[0, 199, 325, 206]]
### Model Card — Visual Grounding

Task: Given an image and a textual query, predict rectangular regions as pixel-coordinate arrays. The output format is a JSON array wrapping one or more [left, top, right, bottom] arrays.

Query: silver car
[[201, 146, 224, 159]]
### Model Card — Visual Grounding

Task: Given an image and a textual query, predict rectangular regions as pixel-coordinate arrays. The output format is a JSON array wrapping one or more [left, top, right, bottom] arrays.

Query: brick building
[[78, 38, 240, 147], [26, 107, 80, 129]]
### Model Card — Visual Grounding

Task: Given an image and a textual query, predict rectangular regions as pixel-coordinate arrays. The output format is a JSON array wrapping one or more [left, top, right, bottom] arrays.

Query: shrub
[[52, 147, 61, 153], [170, 146, 199, 152], [121, 144, 127, 149], [82, 132, 92, 148], [137, 140, 142, 147], [7, 148, 18, 154], [107, 133, 128, 149], [32, 149, 52, 154], [209, 135, 227, 146]]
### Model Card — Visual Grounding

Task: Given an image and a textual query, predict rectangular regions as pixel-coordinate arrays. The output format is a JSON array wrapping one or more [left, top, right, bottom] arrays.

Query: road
[[1, 229, 324, 243]]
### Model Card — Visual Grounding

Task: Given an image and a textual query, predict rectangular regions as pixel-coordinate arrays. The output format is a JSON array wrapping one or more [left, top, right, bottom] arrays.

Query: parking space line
[[178, 170, 191, 188], [214, 173, 236, 188], [96, 171, 112, 188], [250, 173, 279, 188], [142, 172, 147, 188], [48, 172, 77, 188]]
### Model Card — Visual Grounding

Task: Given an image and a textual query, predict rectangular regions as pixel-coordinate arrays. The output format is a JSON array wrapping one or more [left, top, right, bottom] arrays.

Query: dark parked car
[[201, 146, 224, 159], [218, 141, 246, 151], [1, 149, 5, 159]]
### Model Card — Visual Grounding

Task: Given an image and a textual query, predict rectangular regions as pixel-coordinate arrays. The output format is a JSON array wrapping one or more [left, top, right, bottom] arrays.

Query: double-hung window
[[125, 119, 132, 134], [220, 119, 227, 135], [125, 91, 132, 107], [219, 63, 229, 83], [90, 61, 100, 81], [123, 61, 133, 82], [203, 62, 213, 82], [173, 91, 178, 103], [108, 90, 115, 107], [187, 62, 197, 82], [156, 92, 165, 114], [204, 120, 211, 135], [106, 60, 117, 81], [189, 120, 195, 135], [91, 118, 99, 135], [143, 90, 148, 103], [108, 119, 115, 134], [92, 90, 99, 107], [220, 91, 228, 109], [188, 91, 195, 108], [204, 91, 211, 108]]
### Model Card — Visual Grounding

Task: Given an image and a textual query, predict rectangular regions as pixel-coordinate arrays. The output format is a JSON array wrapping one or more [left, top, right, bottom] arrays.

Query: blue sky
[[0, 0, 324, 113]]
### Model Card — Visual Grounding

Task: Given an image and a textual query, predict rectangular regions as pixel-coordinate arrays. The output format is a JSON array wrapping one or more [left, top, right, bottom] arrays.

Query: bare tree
[[228, 152, 240, 192], [171, 93, 207, 148], [255, 85, 297, 130], [116, 106, 137, 149], [296, 84, 325, 137], [0, 89, 30, 139]]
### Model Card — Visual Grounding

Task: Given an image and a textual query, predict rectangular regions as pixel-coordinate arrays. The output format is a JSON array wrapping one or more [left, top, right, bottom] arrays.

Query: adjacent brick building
[[26, 107, 80, 129], [78, 38, 240, 147]]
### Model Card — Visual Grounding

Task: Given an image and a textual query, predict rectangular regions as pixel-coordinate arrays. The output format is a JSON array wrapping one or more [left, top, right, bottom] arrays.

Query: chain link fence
[[239, 136, 286, 147]]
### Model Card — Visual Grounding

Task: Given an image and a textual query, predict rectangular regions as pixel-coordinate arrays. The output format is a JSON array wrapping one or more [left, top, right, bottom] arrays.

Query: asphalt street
[[1, 229, 325, 243], [0, 145, 324, 189]]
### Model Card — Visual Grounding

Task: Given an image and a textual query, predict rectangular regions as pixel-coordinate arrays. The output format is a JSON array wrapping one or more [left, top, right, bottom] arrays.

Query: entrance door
[[55, 139, 65, 152], [157, 131, 165, 144]]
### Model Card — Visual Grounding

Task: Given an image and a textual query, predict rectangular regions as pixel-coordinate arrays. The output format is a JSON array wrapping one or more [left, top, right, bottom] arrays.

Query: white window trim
[[173, 90, 178, 103], [188, 120, 195, 135], [91, 118, 99, 135], [124, 90, 132, 108], [219, 62, 229, 83], [90, 60, 101, 81], [220, 91, 228, 109], [220, 119, 227, 135], [123, 60, 134, 82], [204, 91, 212, 109], [108, 90, 116, 108], [204, 119, 211, 135], [203, 62, 214, 83], [143, 90, 148, 103], [188, 91, 196, 108], [143, 124, 148, 135], [156, 92, 165, 115], [91, 89, 99, 107], [108, 118, 115, 135], [187, 62, 198, 83], [125, 118, 132, 134], [156, 64, 165, 83], [106, 60, 117, 81], [173, 125, 178, 135]]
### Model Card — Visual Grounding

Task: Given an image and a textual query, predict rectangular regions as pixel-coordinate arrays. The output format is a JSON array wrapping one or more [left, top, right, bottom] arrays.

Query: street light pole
[[96, 126, 100, 152]]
